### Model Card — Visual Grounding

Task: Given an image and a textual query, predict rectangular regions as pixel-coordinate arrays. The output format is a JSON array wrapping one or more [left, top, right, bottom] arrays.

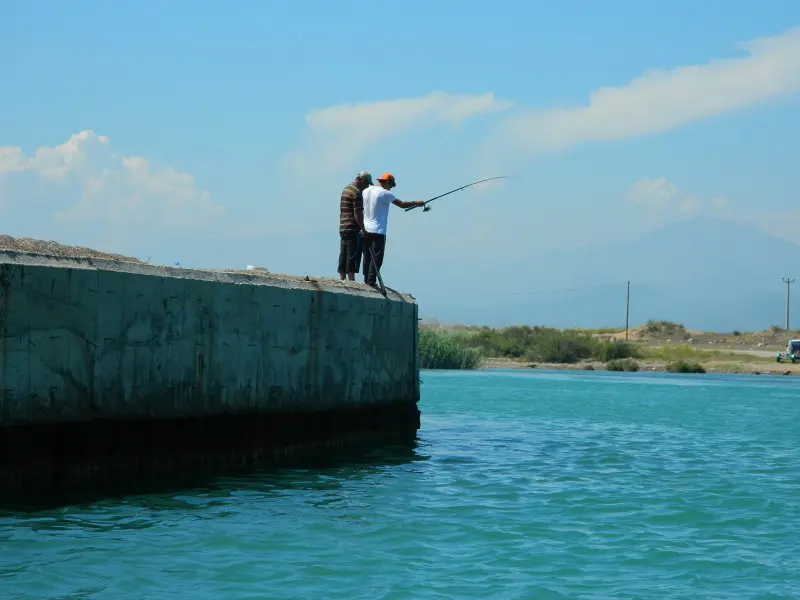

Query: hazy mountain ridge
[[427, 217, 800, 332]]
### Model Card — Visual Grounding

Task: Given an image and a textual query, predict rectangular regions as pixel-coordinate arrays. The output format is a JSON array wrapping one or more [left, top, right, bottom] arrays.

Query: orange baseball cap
[[377, 172, 395, 182]]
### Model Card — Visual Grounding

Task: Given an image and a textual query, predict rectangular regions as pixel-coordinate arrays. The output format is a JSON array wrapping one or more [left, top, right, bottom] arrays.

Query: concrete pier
[[0, 248, 420, 505]]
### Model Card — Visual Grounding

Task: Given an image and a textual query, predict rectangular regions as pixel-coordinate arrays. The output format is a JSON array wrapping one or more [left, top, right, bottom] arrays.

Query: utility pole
[[783, 278, 795, 331], [625, 280, 630, 341]]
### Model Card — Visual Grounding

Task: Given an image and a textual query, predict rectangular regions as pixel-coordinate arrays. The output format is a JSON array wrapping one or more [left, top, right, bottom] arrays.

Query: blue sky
[[2, 1, 800, 327]]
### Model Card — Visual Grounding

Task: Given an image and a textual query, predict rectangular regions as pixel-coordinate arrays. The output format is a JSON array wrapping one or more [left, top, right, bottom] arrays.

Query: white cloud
[[627, 177, 728, 220], [0, 130, 223, 230], [0, 147, 27, 174], [627, 178, 800, 247], [710, 196, 728, 210], [627, 177, 681, 209], [282, 91, 513, 176], [494, 26, 800, 156], [744, 211, 800, 244]]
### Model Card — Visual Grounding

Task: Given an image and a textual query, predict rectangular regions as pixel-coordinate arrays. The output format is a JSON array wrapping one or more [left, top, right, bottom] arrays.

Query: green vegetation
[[711, 352, 772, 363], [460, 326, 641, 364], [606, 358, 640, 372], [642, 344, 714, 361], [666, 360, 706, 374], [418, 329, 483, 370], [567, 327, 624, 335], [417, 326, 642, 368], [642, 345, 772, 366], [417, 321, 779, 374]]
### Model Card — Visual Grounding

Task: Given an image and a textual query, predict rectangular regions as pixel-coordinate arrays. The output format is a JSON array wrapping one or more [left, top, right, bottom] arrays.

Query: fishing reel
[[423, 205, 431, 212]]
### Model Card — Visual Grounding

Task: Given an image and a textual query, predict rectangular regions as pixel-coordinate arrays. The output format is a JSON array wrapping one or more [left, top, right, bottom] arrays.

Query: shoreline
[[477, 357, 799, 377]]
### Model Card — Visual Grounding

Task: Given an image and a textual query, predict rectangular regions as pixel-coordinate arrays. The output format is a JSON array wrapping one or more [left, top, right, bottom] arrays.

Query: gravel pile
[[0, 235, 144, 263]]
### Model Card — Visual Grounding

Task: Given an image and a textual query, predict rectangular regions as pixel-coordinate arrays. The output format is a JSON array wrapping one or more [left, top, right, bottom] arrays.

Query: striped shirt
[[339, 181, 363, 234]]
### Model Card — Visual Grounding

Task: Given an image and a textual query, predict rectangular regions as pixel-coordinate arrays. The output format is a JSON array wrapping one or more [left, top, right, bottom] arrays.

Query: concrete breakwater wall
[[0, 249, 420, 505]]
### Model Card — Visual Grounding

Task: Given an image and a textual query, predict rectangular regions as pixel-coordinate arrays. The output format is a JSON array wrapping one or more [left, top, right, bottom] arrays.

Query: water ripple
[[2, 371, 800, 598]]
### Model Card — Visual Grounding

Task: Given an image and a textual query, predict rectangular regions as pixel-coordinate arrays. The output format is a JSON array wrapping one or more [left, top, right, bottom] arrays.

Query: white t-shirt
[[362, 185, 396, 235]]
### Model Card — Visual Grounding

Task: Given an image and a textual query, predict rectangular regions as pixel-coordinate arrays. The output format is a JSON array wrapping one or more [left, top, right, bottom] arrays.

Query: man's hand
[[416, 201, 425, 207]]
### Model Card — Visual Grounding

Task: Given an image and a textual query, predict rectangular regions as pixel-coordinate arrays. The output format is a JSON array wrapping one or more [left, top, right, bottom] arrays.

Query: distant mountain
[[426, 217, 800, 333]]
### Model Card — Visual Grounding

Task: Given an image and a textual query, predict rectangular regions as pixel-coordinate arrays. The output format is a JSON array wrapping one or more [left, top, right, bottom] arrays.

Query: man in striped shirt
[[338, 171, 372, 281]]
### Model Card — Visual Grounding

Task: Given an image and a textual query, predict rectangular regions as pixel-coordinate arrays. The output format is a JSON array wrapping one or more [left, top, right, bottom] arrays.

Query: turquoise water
[[2, 369, 799, 599]]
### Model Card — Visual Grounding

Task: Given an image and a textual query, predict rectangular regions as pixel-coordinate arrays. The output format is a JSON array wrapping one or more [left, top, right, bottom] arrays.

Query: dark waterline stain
[[0, 400, 421, 512]]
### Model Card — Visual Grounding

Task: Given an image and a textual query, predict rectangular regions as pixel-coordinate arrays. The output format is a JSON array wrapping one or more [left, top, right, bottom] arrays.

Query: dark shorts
[[338, 230, 362, 274], [362, 232, 386, 286]]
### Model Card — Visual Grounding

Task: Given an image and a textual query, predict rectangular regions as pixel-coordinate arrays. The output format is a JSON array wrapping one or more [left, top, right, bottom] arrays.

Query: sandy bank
[[479, 357, 799, 377]]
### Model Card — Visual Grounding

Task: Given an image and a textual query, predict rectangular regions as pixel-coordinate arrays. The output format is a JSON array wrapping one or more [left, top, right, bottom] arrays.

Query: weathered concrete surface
[[0, 250, 420, 426]]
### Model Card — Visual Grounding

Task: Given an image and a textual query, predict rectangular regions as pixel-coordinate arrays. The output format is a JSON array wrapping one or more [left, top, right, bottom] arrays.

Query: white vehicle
[[776, 339, 800, 363]]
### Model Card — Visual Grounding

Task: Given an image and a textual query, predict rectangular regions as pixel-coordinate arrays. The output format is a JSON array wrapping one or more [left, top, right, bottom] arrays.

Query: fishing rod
[[404, 176, 511, 212], [366, 243, 386, 297]]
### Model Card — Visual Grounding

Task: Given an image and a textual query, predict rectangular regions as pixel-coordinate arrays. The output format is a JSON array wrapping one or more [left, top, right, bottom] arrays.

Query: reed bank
[[0, 249, 420, 505]]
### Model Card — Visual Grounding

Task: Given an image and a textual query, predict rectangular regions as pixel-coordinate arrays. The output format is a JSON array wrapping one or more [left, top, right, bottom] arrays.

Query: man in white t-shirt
[[361, 172, 424, 288]]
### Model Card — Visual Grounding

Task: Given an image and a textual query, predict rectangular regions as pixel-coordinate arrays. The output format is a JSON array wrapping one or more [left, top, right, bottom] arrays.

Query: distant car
[[776, 339, 800, 363]]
